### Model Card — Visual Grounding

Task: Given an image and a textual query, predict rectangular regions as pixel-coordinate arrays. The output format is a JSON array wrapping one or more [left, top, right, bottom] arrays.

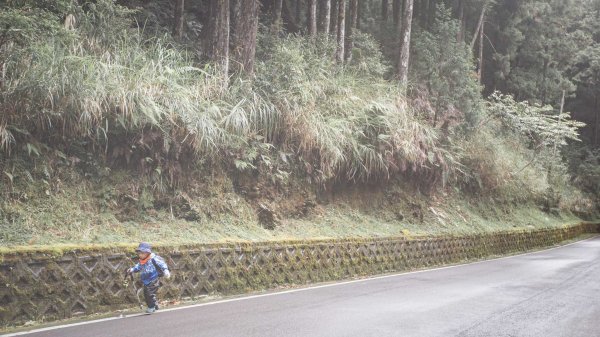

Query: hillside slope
[[0, 1, 598, 247]]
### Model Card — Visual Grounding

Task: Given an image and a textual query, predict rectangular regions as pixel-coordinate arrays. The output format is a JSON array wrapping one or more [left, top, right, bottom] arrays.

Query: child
[[127, 242, 171, 313]]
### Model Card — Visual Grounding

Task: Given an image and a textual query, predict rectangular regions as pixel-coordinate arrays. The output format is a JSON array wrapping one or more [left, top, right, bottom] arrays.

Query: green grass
[[0, 174, 584, 247]]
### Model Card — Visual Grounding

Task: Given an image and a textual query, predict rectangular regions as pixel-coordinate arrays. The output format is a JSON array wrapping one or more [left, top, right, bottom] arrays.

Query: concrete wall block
[[1, 222, 598, 327]]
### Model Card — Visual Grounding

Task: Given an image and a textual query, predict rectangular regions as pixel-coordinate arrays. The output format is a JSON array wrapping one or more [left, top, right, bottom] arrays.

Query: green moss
[[1, 221, 598, 329]]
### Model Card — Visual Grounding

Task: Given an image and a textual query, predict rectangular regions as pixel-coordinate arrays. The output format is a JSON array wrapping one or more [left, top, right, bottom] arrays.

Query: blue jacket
[[131, 253, 169, 285]]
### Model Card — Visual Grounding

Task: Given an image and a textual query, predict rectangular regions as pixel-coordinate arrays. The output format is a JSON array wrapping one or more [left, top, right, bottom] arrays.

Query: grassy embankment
[[0, 1, 596, 248]]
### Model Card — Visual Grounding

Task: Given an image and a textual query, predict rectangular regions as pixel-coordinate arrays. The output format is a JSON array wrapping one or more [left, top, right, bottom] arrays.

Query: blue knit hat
[[135, 242, 152, 253]]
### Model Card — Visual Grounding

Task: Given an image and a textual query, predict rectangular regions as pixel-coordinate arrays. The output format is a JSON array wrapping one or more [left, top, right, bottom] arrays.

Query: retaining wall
[[1, 222, 598, 327]]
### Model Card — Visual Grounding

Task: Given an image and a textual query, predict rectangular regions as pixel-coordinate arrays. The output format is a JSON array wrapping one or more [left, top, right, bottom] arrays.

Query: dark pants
[[143, 279, 161, 309]]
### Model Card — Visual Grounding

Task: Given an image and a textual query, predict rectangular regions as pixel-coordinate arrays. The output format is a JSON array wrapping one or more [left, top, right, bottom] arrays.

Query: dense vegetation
[[0, 0, 598, 245]]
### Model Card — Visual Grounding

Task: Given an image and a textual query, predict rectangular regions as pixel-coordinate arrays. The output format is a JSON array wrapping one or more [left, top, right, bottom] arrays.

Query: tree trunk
[[350, 0, 357, 29], [541, 57, 549, 105], [336, 0, 346, 64], [457, 0, 464, 42], [261, 0, 272, 13], [421, 0, 429, 27], [296, 0, 302, 27], [173, 0, 185, 41], [594, 95, 599, 147], [232, 0, 260, 76], [356, 0, 362, 29], [470, 3, 486, 51], [282, 0, 300, 33], [551, 90, 566, 158], [477, 15, 484, 84], [231, 0, 241, 37], [330, 0, 338, 37], [318, 0, 331, 35], [307, 0, 317, 36], [208, 0, 230, 79], [382, 0, 389, 23], [393, 0, 402, 27], [428, 0, 436, 26], [397, 0, 414, 91], [273, 0, 284, 31], [345, 0, 357, 62]]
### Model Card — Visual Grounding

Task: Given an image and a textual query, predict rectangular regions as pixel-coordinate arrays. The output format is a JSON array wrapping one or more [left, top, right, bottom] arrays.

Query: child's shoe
[[145, 307, 156, 314]]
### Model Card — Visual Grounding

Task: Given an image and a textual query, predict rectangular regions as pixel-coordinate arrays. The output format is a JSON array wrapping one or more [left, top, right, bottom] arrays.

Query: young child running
[[127, 242, 171, 313]]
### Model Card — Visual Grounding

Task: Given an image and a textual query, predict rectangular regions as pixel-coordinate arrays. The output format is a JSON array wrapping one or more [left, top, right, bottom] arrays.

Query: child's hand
[[164, 270, 171, 279], [126, 268, 133, 275]]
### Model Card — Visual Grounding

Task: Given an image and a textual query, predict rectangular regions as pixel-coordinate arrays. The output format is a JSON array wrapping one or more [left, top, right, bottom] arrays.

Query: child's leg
[[143, 279, 160, 309]]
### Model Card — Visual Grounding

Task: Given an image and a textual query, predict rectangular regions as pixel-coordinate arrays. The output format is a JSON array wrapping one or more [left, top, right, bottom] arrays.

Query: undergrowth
[[0, 0, 597, 246]]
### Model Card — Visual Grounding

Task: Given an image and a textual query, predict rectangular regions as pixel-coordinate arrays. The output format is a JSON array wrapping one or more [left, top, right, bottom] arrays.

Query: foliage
[[487, 92, 585, 150], [0, 1, 451, 189], [254, 35, 447, 183], [459, 93, 587, 208], [0, 0, 597, 243], [488, 0, 579, 105], [347, 31, 390, 78], [411, 5, 483, 127], [458, 126, 550, 201], [567, 146, 600, 197]]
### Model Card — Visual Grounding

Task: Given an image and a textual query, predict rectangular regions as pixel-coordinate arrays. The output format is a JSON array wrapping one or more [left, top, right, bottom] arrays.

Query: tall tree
[[296, 0, 303, 27], [336, 0, 346, 63], [477, 14, 484, 83], [345, 0, 358, 62], [397, 0, 414, 90], [272, 0, 283, 31], [307, 0, 317, 36], [330, 0, 339, 35], [485, 0, 578, 106], [356, 0, 362, 29], [456, 0, 465, 42], [208, 0, 230, 79], [318, 0, 331, 35], [280, 0, 300, 32], [470, 2, 487, 51], [173, 0, 185, 41], [592, 93, 600, 148], [232, 0, 260, 76], [421, 0, 430, 27], [410, 6, 483, 126], [393, 0, 402, 27], [382, 0, 389, 22]]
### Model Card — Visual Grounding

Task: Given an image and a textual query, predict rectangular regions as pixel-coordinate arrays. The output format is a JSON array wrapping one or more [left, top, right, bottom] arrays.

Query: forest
[[0, 0, 599, 245]]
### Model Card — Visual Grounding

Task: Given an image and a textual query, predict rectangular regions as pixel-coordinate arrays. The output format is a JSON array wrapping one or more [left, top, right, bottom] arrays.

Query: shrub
[[411, 5, 483, 128]]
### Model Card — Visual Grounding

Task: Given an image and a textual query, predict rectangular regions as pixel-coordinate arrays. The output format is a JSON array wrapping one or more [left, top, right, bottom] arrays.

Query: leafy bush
[[567, 147, 600, 197], [459, 92, 588, 208], [459, 126, 550, 201], [347, 31, 391, 78], [486, 93, 585, 150]]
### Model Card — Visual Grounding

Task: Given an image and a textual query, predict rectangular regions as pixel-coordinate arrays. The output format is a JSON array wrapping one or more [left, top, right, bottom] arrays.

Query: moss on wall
[[0, 222, 598, 327]]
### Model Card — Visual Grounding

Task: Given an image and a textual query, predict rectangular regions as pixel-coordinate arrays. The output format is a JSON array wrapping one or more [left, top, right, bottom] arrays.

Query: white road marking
[[2, 235, 597, 337]]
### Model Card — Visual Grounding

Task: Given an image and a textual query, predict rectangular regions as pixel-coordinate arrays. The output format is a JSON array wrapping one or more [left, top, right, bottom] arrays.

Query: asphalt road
[[8, 236, 600, 337]]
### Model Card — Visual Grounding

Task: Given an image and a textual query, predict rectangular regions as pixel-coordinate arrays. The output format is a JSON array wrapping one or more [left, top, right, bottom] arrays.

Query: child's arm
[[128, 262, 142, 274], [154, 256, 171, 278]]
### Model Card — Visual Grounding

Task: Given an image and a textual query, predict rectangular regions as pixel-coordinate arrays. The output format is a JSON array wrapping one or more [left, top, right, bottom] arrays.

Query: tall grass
[[253, 35, 445, 182], [0, 0, 595, 222], [1, 28, 236, 164], [0, 2, 447, 186]]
